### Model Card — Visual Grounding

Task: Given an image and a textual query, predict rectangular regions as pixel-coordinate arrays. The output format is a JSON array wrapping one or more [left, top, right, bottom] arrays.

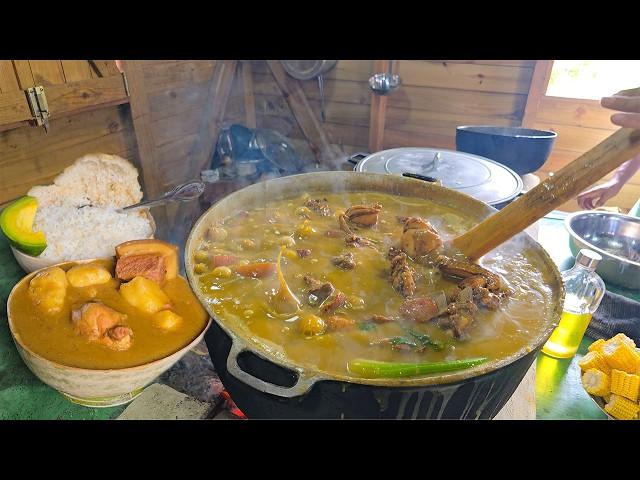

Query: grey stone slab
[[117, 383, 213, 420]]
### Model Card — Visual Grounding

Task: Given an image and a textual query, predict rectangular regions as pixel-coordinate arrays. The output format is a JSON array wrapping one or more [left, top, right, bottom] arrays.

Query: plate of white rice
[[12, 153, 156, 272]]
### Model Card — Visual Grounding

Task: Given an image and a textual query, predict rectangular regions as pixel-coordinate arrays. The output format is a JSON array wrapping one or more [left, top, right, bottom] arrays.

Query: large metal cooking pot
[[349, 148, 524, 210], [185, 172, 564, 419]]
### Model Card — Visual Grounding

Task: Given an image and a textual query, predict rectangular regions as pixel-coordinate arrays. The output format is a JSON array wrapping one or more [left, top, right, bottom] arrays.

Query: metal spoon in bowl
[[117, 180, 205, 214]]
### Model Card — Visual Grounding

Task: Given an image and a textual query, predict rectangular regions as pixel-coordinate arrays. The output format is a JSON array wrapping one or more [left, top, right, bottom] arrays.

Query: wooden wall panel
[[0, 61, 19, 92], [0, 105, 139, 204], [29, 60, 66, 86], [60, 60, 93, 82], [138, 60, 219, 189], [398, 61, 533, 94], [380, 60, 532, 152]]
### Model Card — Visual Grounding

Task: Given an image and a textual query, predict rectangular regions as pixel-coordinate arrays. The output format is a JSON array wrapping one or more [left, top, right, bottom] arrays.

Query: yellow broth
[[193, 192, 556, 377], [10, 260, 208, 369]]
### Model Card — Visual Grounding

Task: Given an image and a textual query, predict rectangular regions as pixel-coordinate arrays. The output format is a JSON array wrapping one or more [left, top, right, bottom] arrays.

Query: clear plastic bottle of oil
[[542, 249, 606, 359]]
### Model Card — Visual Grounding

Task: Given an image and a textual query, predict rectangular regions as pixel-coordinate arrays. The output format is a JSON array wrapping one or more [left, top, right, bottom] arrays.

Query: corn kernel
[[610, 369, 640, 402], [194, 250, 209, 263], [604, 394, 640, 420], [608, 333, 636, 349], [295, 206, 312, 218], [588, 338, 606, 354], [603, 341, 640, 374], [578, 351, 611, 374], [582, 369, 610, 397], [299, 313, 326, 336], [194, 263, 209, 274], [283, 249, 298, 260], [296, 220, 316, 237], [212, 266, 232, 278]]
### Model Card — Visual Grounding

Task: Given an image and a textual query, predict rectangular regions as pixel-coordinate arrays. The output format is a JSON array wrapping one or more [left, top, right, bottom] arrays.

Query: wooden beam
[[241, 61, 256, 128], [266, 60, 338, 166], [368, 60, 389, 152], [120, 60, 169, 239], [521, 60, 554, 127], [45, 75, 129, 118]]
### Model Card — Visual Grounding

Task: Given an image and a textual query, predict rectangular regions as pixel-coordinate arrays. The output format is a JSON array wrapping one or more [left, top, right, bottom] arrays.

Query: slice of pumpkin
[[115, 239, 179, 280], [0, 196, 47, 256]]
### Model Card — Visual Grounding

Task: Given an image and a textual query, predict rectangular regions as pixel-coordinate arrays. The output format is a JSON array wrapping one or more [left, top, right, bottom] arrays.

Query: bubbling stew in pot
[[192, 191, 556, 378]]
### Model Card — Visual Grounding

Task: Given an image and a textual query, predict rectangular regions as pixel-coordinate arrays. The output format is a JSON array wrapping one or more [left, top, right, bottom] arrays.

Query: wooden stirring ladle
[[453, 88, 640, 260]]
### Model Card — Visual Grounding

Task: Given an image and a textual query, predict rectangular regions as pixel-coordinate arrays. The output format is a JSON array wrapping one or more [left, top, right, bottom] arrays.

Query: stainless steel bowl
[[565, 211, 640, 290]]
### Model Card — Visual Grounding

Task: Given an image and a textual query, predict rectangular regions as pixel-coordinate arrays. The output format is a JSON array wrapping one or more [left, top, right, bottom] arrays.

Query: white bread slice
[[28, 153, 143, 208]]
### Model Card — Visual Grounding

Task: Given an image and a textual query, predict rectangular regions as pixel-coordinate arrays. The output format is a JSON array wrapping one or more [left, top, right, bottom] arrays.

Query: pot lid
[[355, 147, 523, 206]]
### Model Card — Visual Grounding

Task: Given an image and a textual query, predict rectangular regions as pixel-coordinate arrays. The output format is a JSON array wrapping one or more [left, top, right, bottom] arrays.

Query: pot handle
[[402, 172, 440, 184], [348, 152, 370, 165], [226, 337, 323, 398]]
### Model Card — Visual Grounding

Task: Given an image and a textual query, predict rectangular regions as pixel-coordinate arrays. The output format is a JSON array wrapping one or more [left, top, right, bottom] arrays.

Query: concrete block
[[117, 383, 213, 420]]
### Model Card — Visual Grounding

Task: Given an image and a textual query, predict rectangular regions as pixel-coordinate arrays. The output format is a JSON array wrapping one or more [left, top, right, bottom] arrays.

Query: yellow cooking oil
[[542, 310, 593, 358], [542, 249, 605, 360]]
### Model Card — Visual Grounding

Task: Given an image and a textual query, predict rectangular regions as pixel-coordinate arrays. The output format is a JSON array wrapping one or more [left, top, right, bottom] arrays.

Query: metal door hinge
[[26, 85, 50, 132]]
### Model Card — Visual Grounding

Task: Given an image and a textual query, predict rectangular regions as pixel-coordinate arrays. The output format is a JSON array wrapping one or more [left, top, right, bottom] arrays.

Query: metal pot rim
[[185, 171, 564, 390]]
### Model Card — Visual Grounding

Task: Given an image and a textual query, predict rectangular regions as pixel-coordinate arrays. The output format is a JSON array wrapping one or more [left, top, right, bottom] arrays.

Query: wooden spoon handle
[[453, 126, 640, 260]]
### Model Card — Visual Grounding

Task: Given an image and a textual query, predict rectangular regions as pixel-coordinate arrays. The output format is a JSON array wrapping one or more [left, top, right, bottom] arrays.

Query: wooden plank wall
[[532, 95, 640, 212], [383, 60, 535, 149], [250, 60, 373, 161], [0, 61, 139, 204], [3, 60, 636, 214], [141, 60, 218, 190], [248, 60, 535, 163]]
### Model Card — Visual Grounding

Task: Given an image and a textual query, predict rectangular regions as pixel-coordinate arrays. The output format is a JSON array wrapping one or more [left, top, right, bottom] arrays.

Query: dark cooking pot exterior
[[186, 172, 563, 419], [456, 126, 557, 176], [205, 319, 539, 419]]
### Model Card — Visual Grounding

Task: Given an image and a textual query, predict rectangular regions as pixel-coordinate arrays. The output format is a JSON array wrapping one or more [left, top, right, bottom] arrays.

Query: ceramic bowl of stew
[[7, 258, 211, 407]]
